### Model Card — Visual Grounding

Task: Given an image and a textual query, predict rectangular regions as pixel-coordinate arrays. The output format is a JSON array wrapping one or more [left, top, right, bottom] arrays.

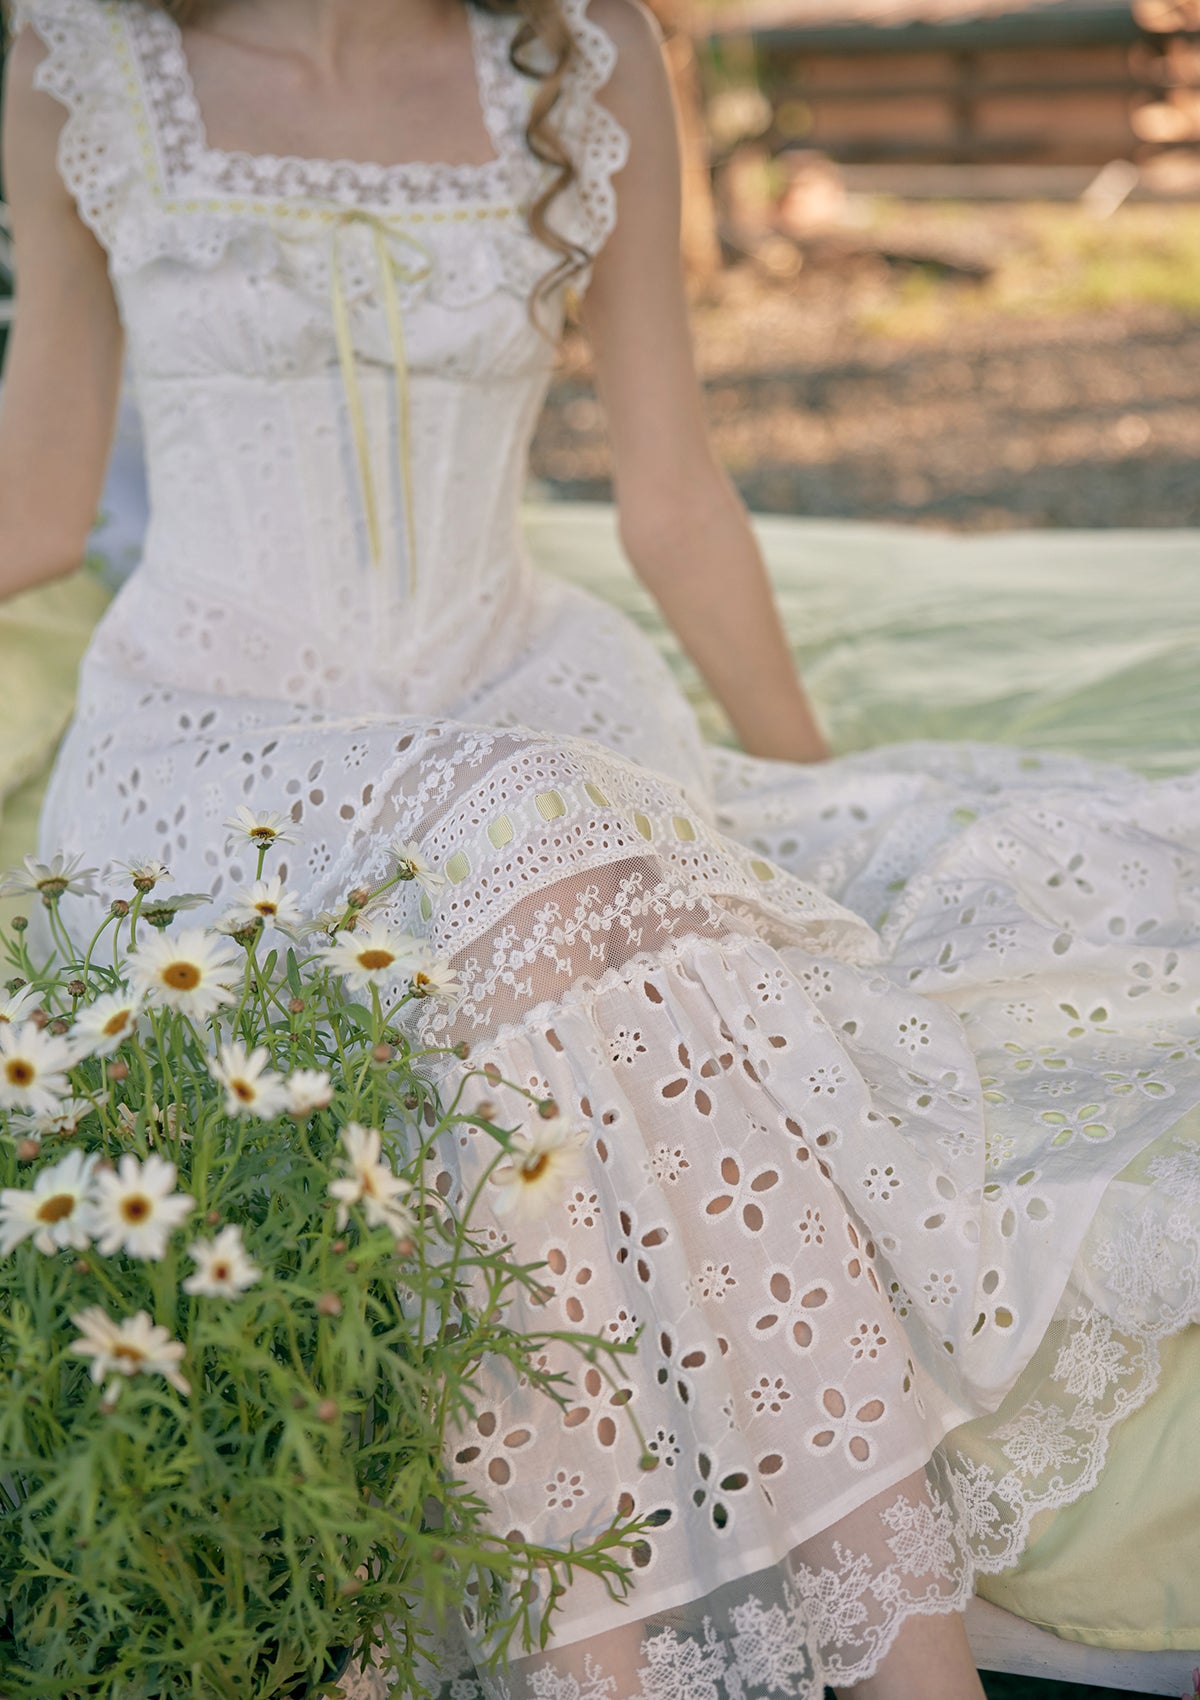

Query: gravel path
[[531, 236, 1200, 532]]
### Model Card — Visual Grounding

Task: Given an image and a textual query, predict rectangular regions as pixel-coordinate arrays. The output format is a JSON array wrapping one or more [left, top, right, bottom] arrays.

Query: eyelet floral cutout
[[17, 0, 1200, 1694]]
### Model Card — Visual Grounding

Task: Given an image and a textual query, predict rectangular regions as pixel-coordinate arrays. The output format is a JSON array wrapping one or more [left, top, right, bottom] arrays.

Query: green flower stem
[[42, 898, 77, 968], [80, 908, 121, 985], [127, 888, 145, 951]]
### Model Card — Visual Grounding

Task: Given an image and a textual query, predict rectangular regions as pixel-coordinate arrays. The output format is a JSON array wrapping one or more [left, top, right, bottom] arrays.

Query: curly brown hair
[[114, 0, 590, 324]]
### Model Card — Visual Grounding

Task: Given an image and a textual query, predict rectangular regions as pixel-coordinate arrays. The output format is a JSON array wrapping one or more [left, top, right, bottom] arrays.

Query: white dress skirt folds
[[18, 1, 1200, 1694]]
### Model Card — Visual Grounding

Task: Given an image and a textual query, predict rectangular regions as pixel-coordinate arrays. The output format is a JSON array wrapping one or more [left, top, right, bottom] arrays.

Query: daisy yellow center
[[414, 972, 432, 988], [112, 1343, 146, 1366], [357, 949, 394, 970], [255, 902, 278, 916], [520, 1153, 550, 1183], [5, 1060, 34, 1086], [0, 1014, 11, 1024], [212, 1261, 231, 1281], [36, 1193, 76, 1224], [232, 1080, 255, 1102], [250, 827, 278, 842], [163, 963, 202, 991], [120, 1194, 152, 1224], [103, 1010, 133, 1036]]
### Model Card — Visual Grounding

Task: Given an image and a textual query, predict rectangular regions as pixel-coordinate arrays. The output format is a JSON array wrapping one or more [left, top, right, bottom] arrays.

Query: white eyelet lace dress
[[18, 1, 1200, 1694]]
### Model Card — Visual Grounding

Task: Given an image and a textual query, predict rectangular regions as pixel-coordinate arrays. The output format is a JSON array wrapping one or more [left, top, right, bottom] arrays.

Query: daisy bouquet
[[0, 828, 643, 1700]]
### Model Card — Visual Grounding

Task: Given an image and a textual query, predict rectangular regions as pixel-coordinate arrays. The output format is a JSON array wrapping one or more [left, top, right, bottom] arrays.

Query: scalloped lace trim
[[15, 0, 632, 299], [127, 1, 521, 210]]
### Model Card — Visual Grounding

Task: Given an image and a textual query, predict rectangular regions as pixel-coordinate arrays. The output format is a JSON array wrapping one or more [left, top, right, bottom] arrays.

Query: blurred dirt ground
[[530, 200, 1200, 531]]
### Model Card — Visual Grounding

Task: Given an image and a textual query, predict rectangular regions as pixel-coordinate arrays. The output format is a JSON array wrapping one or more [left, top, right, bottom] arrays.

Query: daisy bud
[[16, 1138, 41, 1162], [6, 977, 27, 992], [316, 1293, 342, 1317], [49, 1019, 69, 1037], [292, 1394, 306, 1410], [108, 1060, 130, 1082], [639, 1452, 660, 1472], [110, 899, 131, 918], [338, 1579, 362, 1597], [347, 886, 372, 909], [206, 1210, 221, 1227], [372, 1043, 392, 1064], [395, 1237, 415, 1259], [454, 1041, 470, 1060], [29, 1008, 50, 1029], [73, 1258, 89, 1275], [475, 1099, 498, 1121], [315, 1398, 339, 1423], [10, 917, 28, 933], [345, 1260, 358, 1274], [287, 997, 305, 1014], [67, 979, 86, 998], [537, 1098, 559, 1119], [141, 903, 179, 931], [402, 1092, 420, 1111], [331, 1238, 348, 1254]]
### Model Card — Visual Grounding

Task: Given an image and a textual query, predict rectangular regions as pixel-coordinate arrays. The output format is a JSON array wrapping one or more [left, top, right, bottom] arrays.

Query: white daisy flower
[[0, 985, 40, 1026], [328, 1122, 414, 1237], [208, 1042, 289, 1120], [391, 839, 448, 896], [224, 806, 297, 849], [70, 1305, 190, 1398], [182, 1224, 261, 1298], [7, 1095, 100, 1147], [491, 1116, 590, 1224], [126, 929, 240, 1021], [319, 921, 423, 993], [138, 892, 211, 931], [0, 1149, 98, 1255], [70, 988, 144, 1059], [109, 859, 171, 892], [408, 951, 461, 1005], [0, 851, 99, 904], [0, 1022, 74, 1115], [285, 1069, 334, 1118], [91, 1152, 195, 1261], [219, 876, 306, 938]]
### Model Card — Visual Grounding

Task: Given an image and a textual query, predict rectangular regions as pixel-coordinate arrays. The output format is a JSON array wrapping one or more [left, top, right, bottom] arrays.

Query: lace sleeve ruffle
[[550, 0, 633, 284], [11, 0, 142, 262]]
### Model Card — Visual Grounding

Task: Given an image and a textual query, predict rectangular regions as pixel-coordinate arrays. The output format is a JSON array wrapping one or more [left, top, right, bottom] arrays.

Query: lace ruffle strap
[[551, 0, 633, 280], [11, 0, 141, 263]]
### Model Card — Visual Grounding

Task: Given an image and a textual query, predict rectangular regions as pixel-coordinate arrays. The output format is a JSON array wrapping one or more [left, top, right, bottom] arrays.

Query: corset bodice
[[17, 0, 628, 708]]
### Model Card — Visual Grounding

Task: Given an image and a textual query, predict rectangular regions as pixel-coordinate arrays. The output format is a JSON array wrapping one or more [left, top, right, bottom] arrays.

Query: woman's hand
[[0, 25, 124, 603], [579, 0, 831, 764]]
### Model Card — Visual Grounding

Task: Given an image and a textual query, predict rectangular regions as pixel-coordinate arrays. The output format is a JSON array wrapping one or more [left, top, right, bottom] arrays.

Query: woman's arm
[[579, 0, 830, 764], [0, 26, 124, 602]]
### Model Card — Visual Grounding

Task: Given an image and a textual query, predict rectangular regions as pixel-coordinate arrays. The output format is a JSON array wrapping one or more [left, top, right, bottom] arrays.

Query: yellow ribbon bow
[[328, 213, 434, 593]]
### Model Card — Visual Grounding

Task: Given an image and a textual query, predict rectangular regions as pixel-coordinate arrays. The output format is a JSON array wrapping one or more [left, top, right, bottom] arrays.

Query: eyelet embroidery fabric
[[17, 0, 1200, 1694]]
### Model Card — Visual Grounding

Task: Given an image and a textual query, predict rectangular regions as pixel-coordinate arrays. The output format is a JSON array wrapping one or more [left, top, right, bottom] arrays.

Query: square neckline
[[125, 0, 526, 209]]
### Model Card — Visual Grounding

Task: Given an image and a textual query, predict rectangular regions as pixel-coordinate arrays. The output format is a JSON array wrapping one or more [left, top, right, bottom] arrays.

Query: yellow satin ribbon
[[328, 214, 433, 592]]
